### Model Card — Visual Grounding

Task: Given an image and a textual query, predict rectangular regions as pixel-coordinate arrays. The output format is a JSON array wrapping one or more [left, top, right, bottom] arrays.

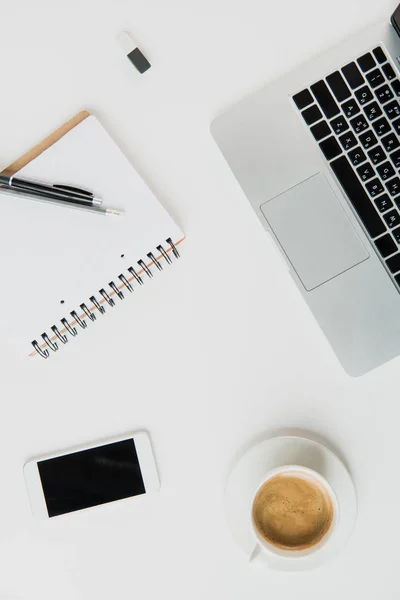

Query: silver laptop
[[211, 7, 400, 376]]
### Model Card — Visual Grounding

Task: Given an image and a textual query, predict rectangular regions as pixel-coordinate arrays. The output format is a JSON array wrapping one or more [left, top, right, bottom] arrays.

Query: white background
[[0, 0, 397, 598]]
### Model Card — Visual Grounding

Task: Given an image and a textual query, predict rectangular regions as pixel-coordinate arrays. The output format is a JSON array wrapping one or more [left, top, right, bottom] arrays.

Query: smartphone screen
[[37, 439, 146, 517]]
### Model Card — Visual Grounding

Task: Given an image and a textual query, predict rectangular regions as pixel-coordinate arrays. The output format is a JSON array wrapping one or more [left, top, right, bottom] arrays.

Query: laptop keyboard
[[293, 45, 400, 290]]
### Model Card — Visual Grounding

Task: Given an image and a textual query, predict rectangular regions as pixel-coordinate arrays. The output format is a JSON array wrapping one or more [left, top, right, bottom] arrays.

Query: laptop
[[211, 5, 400, 376]]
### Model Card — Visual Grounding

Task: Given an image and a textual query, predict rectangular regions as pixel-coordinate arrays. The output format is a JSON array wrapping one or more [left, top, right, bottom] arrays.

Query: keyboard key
[[302, 105, 323, 125], [384, 100, 400, 119], [364, 101, 382, 121], [383, 63, 396, 81], [293, 89, 314, 110], [349, 147, 366, 166], [375, 84, 394, 104], [374, 193, 393, 213], [373, 47, 387, 64], [350, 115, 368, 134], [311, 120, 331, 141], [330, 115, 348, 135], [393, 117, 400, 135], [366, 178, 384, 198], [357, 53, 376, 73], [386, 253, 400, 273], [356, 162, 375, 181], [372, 117, 391, 136], [311, 80, 340, 118], [339, 131, 357, 151], [391, 149, 400, 168], [382, 133, 400, 153], [377, 161, 396, 181], [367, 68, 385, 88], [386, 177, 400, 196], [392, 80, 400, 97], [331, 156, 385, 237], [342, 98, 360, 117], [384, 210, 400, 229], [355, 86, 374, 106], [342, 62, 364, 89], [359, 131, 378, 149], [319, 136, 342, 160], [375, 233, 397, 257], [368, 146, 386, 165], [392, 227, 400, 243], [326, 71, 351, 102]]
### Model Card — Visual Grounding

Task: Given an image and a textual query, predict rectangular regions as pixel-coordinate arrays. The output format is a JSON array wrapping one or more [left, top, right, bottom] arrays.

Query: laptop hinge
[[391, 3, 400, 38]]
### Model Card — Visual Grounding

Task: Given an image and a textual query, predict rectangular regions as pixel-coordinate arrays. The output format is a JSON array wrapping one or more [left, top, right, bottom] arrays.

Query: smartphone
[[24, 431, 160, 519]]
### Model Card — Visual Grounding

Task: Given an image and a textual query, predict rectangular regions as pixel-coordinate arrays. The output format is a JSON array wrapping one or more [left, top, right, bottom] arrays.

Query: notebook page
[[0, 115, 184, 356]]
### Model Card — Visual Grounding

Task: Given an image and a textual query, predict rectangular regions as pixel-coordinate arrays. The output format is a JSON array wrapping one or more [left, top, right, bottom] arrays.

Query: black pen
[[0, 186, 123, 217], [0, 174, 102, 207]]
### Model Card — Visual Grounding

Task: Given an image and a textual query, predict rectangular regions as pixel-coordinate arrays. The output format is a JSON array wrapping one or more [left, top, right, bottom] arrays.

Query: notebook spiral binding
[[31, 237, 180, 359]]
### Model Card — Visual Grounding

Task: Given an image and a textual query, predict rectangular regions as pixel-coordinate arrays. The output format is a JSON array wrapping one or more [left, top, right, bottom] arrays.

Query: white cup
[[250, 465, 340, 559]]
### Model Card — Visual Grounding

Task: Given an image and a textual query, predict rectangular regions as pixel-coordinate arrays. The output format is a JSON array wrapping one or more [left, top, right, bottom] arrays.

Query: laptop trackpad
[[260, 173, 369, 291]]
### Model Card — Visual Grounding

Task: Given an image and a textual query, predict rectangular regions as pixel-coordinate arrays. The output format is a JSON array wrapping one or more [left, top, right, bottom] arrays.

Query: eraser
[[117, 31, 151, 74]]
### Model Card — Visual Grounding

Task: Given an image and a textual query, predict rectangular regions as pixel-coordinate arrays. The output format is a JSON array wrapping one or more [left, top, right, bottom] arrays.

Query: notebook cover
[[0, 111, 185, 358]]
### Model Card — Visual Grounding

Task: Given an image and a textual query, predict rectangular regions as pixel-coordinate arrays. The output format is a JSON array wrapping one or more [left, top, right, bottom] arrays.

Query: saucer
[[224, 435, 357, 571]]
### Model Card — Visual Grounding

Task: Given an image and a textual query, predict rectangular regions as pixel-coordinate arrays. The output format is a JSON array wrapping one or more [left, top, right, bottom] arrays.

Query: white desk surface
[[0, 0, 397, 598]]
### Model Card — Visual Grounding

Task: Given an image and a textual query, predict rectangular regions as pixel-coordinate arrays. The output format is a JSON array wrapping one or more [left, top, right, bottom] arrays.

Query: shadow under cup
[[251, 466, 339, 557]]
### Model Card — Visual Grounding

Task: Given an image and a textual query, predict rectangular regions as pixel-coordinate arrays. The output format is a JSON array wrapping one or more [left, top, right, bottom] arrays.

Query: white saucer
[[225, 435, 357, 571]]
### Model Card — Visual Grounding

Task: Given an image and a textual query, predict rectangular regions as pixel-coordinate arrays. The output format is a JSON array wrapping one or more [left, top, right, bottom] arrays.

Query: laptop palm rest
[[260, 173, 369, 291]]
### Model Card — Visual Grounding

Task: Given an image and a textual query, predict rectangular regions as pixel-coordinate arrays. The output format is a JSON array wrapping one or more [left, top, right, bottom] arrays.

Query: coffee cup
[[250, 465, 339, 559]]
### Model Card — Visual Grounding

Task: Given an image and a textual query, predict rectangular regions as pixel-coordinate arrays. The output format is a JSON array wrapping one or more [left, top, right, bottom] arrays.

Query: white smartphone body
[[24, 431, 160, 519]]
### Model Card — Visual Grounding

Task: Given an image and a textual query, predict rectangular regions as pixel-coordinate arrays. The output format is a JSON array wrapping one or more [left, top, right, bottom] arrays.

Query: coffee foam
[[252, 471, 334, 551]]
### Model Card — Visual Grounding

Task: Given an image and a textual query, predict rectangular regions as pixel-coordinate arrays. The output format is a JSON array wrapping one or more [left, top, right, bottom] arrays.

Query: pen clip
[[53, 184, 93, 197]]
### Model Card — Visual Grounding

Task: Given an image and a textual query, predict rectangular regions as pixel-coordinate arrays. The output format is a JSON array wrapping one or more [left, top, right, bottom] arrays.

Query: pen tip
[[106, 208, 124, 217]]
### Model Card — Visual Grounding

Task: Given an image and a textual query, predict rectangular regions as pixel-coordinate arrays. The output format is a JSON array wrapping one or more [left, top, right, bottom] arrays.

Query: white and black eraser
[[117, 31, 151, 74]]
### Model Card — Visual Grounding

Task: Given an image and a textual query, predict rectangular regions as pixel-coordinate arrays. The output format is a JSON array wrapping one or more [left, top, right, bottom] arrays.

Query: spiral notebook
[[0, 111, 185, 358]]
